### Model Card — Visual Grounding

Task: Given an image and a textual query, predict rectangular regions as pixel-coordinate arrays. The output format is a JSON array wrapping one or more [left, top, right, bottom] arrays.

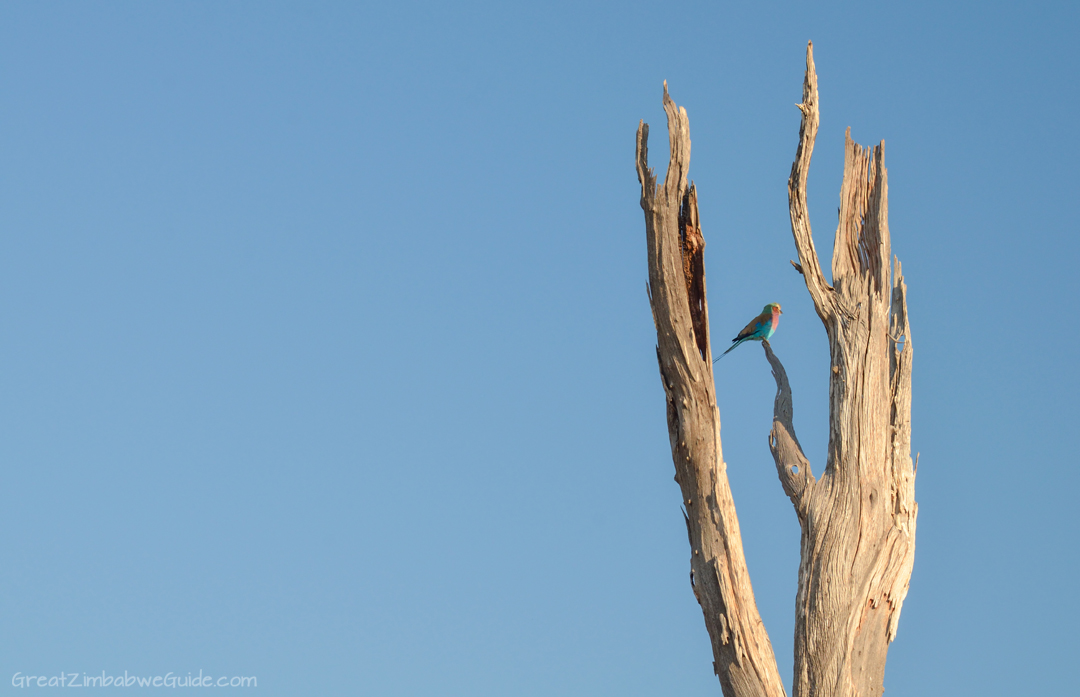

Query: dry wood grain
[[636, 45, 914, 697], [777, 42, 918, 697], [637, 83, 787, 697]]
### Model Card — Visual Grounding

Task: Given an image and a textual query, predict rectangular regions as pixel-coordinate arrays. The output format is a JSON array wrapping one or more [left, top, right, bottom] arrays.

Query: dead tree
[[635, 43, 916, 697]]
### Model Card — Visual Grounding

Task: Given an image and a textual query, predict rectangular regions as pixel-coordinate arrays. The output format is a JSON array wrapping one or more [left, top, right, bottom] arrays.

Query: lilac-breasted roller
[[714, 303, 782, 361]]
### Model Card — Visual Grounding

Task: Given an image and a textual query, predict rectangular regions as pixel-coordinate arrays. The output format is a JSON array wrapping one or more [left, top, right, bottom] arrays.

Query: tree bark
[[636, 43, 916, 697], [775, 42, 917, 697], [636, 83, 787, 697]]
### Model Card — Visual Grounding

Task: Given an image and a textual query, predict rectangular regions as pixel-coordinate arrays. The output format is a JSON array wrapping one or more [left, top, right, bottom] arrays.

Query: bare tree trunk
[[636, 84, 787, 697], [635, 43, 916, 697], [775, 43, 917, 697]]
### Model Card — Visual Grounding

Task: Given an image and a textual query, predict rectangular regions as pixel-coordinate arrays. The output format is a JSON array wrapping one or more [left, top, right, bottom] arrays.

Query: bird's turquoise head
[[764, 302, 782, 315]]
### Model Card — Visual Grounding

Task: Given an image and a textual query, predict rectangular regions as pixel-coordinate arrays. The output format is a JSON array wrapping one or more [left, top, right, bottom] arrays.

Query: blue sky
[[0, 1, 1076, 694]]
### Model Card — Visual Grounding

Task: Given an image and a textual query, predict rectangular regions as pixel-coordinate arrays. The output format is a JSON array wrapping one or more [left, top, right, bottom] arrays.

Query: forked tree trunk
[[635, 43, 916, 697]]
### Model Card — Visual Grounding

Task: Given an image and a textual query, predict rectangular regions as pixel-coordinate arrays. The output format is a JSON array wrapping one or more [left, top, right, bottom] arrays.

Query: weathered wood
[[773, 42, 918, 697], [637, 83, 787, 697], [637, 46, 914, 697]]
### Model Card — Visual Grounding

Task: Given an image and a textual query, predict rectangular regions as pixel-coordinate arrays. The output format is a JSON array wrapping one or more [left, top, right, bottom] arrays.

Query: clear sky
[[1, 1, 1076, 695]]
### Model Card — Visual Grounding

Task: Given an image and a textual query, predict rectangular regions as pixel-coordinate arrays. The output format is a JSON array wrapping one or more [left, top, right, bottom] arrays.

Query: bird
[[714, 303, 782, 361]]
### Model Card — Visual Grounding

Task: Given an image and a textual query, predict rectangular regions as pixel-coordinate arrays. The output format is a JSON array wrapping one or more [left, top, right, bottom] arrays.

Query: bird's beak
[[779, 308, 783, 314]]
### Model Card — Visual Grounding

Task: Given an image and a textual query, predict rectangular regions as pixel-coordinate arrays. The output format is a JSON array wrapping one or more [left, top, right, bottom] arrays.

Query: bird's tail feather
[[713, 338, 746, 362]]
